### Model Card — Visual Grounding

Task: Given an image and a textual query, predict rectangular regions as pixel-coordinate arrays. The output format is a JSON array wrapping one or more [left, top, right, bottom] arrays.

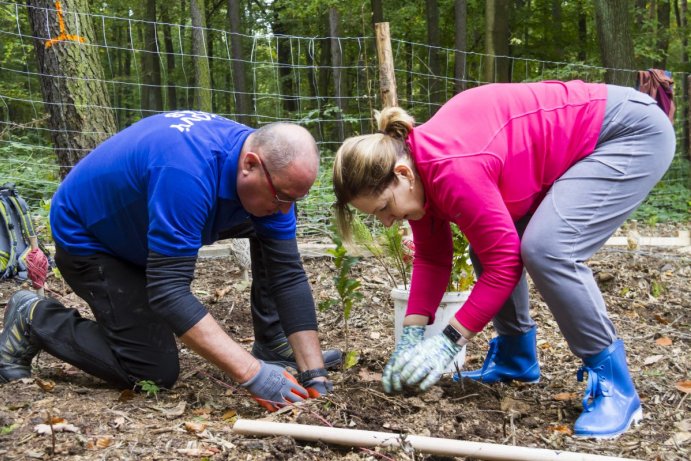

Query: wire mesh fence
[[1, 1, 688, 238]]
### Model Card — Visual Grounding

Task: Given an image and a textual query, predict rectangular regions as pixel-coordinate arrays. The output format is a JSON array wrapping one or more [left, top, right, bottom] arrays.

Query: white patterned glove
[[382, 325, 425, 393], [396, 333, 463, 391]]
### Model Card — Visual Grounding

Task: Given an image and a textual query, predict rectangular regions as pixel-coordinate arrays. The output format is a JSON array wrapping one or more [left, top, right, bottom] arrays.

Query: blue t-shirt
[[51, 111, 297, 267]]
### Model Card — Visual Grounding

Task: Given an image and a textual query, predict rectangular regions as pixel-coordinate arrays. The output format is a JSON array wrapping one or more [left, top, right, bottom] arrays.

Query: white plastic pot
[[391, 286, 469, 373]]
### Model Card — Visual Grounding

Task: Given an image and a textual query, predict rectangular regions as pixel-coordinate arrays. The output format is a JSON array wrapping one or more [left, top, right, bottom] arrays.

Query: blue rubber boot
[[454, 326, 540, 383], [574, 339, 642, 438]]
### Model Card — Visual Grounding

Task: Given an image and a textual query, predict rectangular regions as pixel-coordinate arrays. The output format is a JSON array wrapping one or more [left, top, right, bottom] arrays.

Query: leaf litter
[[0, 230, 688, 460]]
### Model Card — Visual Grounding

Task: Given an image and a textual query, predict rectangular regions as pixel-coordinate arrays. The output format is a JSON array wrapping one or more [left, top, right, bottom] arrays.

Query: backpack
[[0, 183, 42, 280]]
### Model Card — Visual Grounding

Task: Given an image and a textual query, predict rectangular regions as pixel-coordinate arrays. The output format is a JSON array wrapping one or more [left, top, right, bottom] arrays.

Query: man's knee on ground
[[128, 359, 180, 390]]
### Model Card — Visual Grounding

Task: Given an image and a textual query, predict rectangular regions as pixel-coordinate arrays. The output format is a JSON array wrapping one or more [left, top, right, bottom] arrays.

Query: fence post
[[374, 22, 398, 108]]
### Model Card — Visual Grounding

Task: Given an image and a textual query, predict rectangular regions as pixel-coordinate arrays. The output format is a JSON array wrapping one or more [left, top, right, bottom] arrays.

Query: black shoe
[[0, 290, 42, 383], [251, 336, 342, 370]]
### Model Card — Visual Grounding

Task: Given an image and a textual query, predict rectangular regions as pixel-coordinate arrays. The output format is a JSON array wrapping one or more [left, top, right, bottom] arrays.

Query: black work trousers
[[31, 225, 286, 389]]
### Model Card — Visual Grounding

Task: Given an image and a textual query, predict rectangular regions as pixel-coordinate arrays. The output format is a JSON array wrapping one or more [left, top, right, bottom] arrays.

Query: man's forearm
[[287, 330, 326, 372], [180, 313, 259, 383]]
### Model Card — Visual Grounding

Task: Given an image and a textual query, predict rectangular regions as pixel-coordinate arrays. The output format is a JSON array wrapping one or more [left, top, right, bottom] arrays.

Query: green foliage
[[650, 280, 665, 298], [319, 223, 363, 368], [448, 224, 475, 293], [319, 230, 363, 320], [136, 380, 161, 398], [298, 105, 362, 131], [343, 350, 359, 369], [0, 423, 18, 435], [0, 135, 58, 207], [354, 218, 474, 293], [352, 217, 410, 289], [1, 0, 688, 243], [632, 181, 691, 224]]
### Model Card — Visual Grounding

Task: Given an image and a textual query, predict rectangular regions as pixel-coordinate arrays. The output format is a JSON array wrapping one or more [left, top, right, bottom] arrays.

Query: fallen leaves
[[86, 436, 113, 449], [221, 409, 238, 424], [655, 337, 673, 346], [548, 424, 573, 435], [118, 389, 136, 402], [151, 401, 187, 418], [675, 380, 691, 394], [552, 392, 578, 401], [357, 368, 382, 382], [500, 396, 531, 415], [184, 421, 207, 433], [34, 421, 79, 435], [177, 446, 218, 457], [643, 354, 665, 366], [34, 378, 56, 392]]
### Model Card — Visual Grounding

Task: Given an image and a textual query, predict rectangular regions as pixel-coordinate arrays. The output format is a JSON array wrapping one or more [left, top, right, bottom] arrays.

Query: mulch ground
[[0, 226, 689, 460]]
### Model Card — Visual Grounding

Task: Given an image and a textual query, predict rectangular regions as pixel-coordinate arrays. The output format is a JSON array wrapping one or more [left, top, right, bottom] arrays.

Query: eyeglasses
[[256, 154, 309, 204]]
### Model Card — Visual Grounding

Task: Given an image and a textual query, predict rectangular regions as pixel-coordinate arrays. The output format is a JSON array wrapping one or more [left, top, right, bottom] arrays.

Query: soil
[[0, 235, 689, 460]]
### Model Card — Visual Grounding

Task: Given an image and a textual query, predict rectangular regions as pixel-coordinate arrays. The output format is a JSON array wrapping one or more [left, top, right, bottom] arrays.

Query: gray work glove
[[241, 361, 308, 412], [302, 378, 334, 397], [297, 367, 333, 398]]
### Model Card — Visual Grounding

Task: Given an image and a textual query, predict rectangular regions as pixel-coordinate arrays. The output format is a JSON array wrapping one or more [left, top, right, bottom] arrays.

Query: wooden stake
[[374, 22, 398, 108], [232, 419, 643, 461]]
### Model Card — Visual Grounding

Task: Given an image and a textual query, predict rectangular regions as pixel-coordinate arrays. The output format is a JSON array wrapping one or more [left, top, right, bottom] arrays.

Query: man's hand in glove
[[241, 361, 308, 411], [382, 325, 425, 393], [396, 333, 463, 392], [297, 367, 333, 398], [302, 378, 334, 398]]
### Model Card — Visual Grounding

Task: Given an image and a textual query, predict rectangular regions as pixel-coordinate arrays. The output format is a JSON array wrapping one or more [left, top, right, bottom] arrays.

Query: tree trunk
[[317, 13, 331, 116], [594, 0, 635, 85], [273, 1, 297, 113], [551, 0, 563, 60], [160, 7, 178, 111], [371, 0, 383, 24], [655, 0, 671, 69], [426, 0, 443, 112], [228, 0, 251, 125], [141, 0, 163, 112], [454, 0, 467, 93], [484, 0, 510, 83], [675, 0, 689, 159], [191, 0, 212, 111], [577, 0, 587, 62], [405, 41, 413, 105], [329, 7, 345, 140], [27, 0, 117, 178], [114, 24, 124, 128]]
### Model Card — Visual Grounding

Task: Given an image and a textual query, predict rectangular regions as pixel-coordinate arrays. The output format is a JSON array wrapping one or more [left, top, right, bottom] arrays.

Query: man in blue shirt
[[0, 111, 339, 411]]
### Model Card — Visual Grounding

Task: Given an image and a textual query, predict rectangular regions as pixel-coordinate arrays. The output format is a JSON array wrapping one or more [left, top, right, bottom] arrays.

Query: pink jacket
[[405, 80, 607, 332]]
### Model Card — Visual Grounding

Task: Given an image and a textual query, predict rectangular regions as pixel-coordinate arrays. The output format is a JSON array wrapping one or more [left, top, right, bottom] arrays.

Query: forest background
[[1, 0, 690, 236]]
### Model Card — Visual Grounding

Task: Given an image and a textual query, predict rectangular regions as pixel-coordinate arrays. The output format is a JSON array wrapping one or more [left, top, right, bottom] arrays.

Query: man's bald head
[[247, 123, 319, 174]]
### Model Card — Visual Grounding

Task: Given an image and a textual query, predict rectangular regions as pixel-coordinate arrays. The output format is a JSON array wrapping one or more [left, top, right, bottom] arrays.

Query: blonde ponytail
[[332, 107, 415, 241], [375, 107, 415, 141]]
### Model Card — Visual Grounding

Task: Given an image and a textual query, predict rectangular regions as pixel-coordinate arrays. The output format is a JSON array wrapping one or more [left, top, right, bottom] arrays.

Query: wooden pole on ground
[[233, 419, 643, 461], [374, 22, 398, 108]]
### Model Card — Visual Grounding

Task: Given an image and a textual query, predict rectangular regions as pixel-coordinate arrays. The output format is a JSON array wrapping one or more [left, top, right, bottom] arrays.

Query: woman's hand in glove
[[396, 333, 463, 391], [382, 325, 426, 393]]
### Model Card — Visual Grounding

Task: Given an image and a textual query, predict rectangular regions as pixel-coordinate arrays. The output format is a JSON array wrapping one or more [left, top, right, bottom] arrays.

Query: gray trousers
[[471, 85, 675, 358]]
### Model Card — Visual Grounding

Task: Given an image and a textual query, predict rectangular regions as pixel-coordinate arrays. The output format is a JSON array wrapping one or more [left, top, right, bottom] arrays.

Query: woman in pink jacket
[[332, 80, 674, 438]]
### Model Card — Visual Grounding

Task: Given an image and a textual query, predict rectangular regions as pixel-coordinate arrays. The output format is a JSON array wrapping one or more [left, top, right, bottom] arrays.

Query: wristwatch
[[442, 324, 470, 347], [296, 367, 328, 384]]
